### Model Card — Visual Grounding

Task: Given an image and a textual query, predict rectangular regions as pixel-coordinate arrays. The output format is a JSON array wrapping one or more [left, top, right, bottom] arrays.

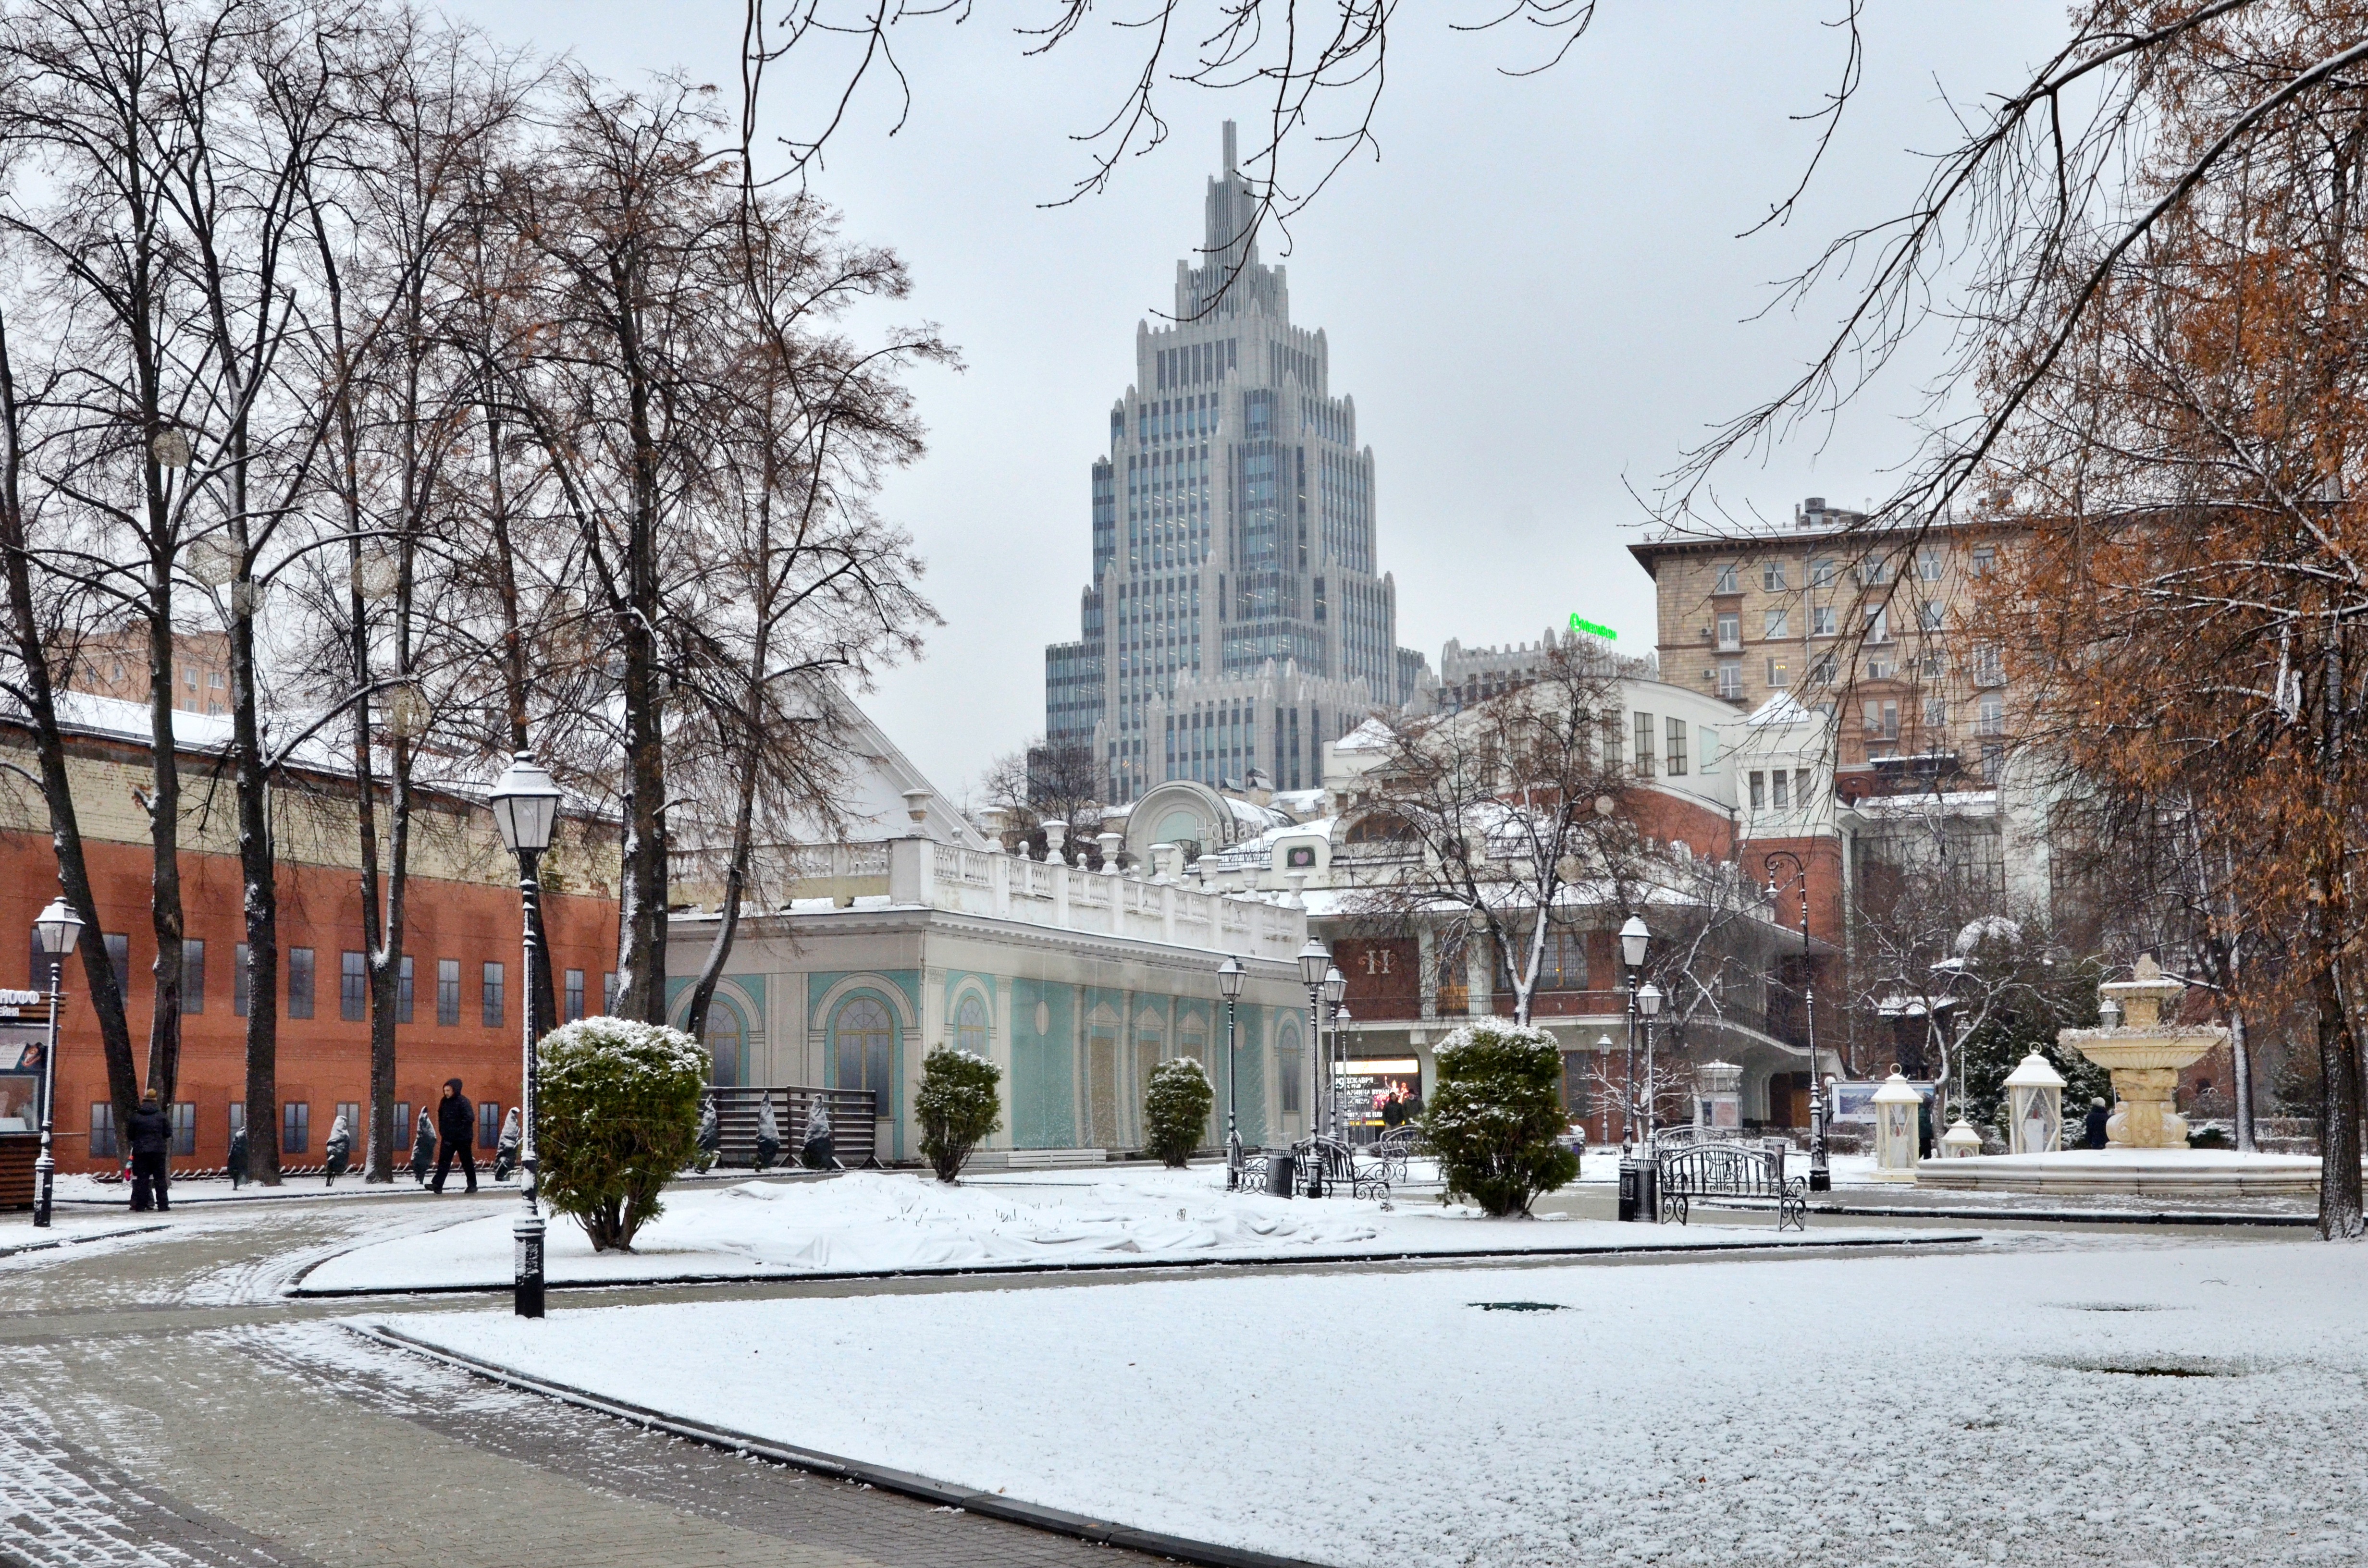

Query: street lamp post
[[1764, 850, 1829, 1192], [1637, 980, 1664, 1138], [1296, 937, 1330, 1197], [489, 751, 562, 1319], [1218, 955, 1245, 1189], [1616, 916, 1649, 1222], [1322, 964, 1347, 1141], [30, 898, 84, 1228]]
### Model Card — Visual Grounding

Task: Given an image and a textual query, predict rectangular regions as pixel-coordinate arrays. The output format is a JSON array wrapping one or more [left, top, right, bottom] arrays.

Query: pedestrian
[[2082, 1096, 2110, 1150], [323, 1111, 352, 1187], [493, 1107, 521, 1183], [228, 1125, 247, 1190], [430, 1078, 477, 1194], [408, 1105, 437, 1186], [126, 1089, 173, 1213], [1381, 1090, 1407, 1131]]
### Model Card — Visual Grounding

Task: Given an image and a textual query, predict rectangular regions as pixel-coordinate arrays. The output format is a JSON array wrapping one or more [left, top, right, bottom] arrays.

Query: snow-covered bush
[[535, 1017, 710, 1251], [916, 1046, 1003, 1183], [1424, 1019, 1579, 1217], [1142, 1056, 1214, 1167]]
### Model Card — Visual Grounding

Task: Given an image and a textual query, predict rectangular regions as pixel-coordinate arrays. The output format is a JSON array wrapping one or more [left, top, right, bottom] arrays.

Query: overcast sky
[[472, 1, 2071, 800]]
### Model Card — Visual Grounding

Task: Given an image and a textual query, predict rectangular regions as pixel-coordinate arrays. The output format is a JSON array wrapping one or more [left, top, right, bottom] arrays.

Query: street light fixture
[[1763, 849, 1827, 1191], [30, 897, 83, 1229], [1295, 938, 1330, 1196], [1218, 955, 1246, 1189], [1322, 965, 1347, 1140], [490, 750, 562, 1319], [1637, 980, 1664, 1141], [1616, 918, 1650, 1223]]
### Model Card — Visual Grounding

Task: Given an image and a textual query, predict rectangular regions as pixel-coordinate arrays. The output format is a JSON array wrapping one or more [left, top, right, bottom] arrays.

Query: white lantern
[[1939, 1119, 1983, 1158], [2002, 1051, 2067, 1155], [1871, 1071, 1923, 1181]]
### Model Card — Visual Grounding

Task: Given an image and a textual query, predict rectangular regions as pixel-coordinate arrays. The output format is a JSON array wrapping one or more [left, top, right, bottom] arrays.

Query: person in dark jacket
[[2082, 1096, 2111, 1150], [408, 1106, 437, 1185], [126, 1090, 173, 1213], [322, 1110, 352, 1187], [431, 1078, 477, 1194], [228, 1125, 247, 1189]]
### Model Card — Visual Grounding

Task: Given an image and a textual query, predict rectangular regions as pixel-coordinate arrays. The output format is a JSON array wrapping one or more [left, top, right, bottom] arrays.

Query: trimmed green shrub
[[916, 1047, 1003, 1183], [1142, 1055, 1215, 1167], [536, 1017, 710, 1251], [1423, 1019, 1579, 1217]]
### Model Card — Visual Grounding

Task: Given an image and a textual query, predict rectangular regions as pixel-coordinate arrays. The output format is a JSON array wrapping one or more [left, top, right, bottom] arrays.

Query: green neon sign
[[1568, 615, 1618, 641]]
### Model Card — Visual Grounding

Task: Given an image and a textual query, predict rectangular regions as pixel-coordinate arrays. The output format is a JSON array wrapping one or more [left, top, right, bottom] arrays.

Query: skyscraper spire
[[1040, 128, 1431, 803]]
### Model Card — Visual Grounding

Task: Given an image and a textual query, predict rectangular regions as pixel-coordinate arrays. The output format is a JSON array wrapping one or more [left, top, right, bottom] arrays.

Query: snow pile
[[388, 1240, 2368, 1567], [302, 1165, 1883, 1292]]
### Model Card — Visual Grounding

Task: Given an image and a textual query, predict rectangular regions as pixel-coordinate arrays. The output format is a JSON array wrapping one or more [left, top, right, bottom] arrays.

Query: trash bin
[[1265, 1151, 1295, 1197], [1616, 1149, 1638, 1223]]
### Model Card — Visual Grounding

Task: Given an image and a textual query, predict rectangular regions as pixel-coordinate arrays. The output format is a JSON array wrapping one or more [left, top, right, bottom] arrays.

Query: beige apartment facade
[[1628, 498, 2024, 801]]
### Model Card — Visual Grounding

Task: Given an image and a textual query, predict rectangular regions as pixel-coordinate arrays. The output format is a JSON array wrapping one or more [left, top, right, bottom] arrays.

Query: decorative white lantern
[[1870, 1071, 1923, 1181], [1939, 1119, 1983, 1158], [2002, 1051, 2067, 1155]]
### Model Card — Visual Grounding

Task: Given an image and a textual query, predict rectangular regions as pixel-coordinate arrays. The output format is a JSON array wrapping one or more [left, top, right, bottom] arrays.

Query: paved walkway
[[0, 1194, 1176, 1568]]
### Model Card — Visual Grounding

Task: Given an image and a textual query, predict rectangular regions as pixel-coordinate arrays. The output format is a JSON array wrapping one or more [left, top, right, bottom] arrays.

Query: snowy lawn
[[302, 1166, 1925, 1292], [0, 1215, 167, 1257], [384, 1237, 2368, 1568]]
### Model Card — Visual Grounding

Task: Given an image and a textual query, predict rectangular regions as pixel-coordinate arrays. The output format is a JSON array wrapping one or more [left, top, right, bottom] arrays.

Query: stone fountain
[[1915, 955, 2320, 1197], [2064, 956, 2223, 1149]]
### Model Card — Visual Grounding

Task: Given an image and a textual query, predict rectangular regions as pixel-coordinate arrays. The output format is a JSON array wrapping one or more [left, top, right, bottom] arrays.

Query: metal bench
[[1655, 1139, 1807, 1231], [1236, 1137, 1394, 1202]]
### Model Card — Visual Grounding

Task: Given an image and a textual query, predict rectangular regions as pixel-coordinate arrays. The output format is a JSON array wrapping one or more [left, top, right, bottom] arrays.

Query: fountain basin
[[1913, 1148, 2321, 1197]]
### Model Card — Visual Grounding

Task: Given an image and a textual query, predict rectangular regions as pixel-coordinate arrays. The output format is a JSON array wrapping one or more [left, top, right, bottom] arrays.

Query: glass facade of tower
[[1045, 122, 1426, 802]]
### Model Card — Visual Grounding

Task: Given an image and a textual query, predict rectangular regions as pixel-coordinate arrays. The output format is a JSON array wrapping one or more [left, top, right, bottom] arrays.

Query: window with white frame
[[1771, 771, 1790, 809], [1715, 612, 1740, 648], [1924, 696, 1948, 728], [1665, 717, 1688, 774], [1810, 558, 1836, 587], [1713, 562, 1739, 594], [1812, 605, 1837, 637], [1717, 662, 1742, 700], [1918, 549, 1944, 582], [1978, 693, 2005, 735], [1749, 771, 1766, 809], [1919, 600, 1945, 632], [1764, 608, 1790, 638], [1765, 656, 1790, 687], [1762, 562, 1788, 591]]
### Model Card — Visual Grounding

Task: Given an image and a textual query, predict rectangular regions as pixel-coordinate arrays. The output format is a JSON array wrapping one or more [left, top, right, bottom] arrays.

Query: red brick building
[[1, 704, 618, 1174]]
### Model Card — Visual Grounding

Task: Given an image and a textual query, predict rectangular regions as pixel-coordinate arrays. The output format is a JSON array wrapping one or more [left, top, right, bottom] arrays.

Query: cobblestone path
[[0, 1195, 1170, 1568]]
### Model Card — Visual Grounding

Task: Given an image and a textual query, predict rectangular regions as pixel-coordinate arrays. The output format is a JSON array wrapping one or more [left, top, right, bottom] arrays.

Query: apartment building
[[1628, 498, 2023, 800]]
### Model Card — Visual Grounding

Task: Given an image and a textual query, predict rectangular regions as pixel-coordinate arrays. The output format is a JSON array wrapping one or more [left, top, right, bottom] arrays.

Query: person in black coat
[[2082, 1096, 2111, 1150], [431, 1078, 477, 1194], [126, 1090, 174, 1213]]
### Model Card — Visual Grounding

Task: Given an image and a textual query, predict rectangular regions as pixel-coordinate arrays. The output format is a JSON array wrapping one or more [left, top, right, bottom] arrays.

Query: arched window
[[955, 993, 989, 1055], [833, 996, 894, 1102], [1276, 1019, 1303, 1114]]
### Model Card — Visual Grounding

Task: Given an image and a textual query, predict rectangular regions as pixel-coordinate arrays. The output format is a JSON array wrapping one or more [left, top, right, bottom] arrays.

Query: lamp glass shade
[[34, 898, 83, 956], [1296, 938, 1331, 988], [489, 751, 562, 853], [1217, 954, 1246, 1001], [1619, 915, 1650, 968], [1322, 965, 1346, 1006], [1637, 980, 1664, 1017]]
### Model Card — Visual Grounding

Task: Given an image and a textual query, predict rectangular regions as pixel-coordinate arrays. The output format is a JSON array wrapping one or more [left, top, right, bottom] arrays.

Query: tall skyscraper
[[1043, 122, 1429, 803]]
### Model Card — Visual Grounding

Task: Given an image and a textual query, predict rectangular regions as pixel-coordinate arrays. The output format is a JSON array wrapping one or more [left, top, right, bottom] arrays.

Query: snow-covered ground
[[302, 1167, 1924, 1292], [383, 1236, 2366, 1568]]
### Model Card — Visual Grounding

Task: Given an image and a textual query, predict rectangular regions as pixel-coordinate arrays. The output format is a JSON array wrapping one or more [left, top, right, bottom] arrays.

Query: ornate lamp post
[[1295, 936, 1330, 1196], [1218, 955, 1246, 1188], [30, 897, 83, 1228], [1616, 916, 1649, 1222], [1637, 980, 1665, 1137], [1763, 850, 1828, 1191], [1322, 964, 1347, 1140], [489, 751, 562, 1319]]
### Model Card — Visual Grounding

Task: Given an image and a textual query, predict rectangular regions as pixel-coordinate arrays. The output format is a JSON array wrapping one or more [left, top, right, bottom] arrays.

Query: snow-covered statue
[[801, 1101, 838, 1171], [493, 1106, 522, 1182], [694, 1098, 720, 1171], [753, 1097, 782, 1171], [322, 1111, 353, 1186], [408, 1106, 436, 1186]]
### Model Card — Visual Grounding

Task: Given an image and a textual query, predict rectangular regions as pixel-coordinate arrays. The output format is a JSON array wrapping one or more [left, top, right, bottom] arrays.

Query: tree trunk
[[0, 311, 140, 1130], [232, 575, 281, 1186]]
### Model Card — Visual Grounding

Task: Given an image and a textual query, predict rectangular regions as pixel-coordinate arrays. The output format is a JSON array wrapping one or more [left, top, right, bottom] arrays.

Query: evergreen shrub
[[1142, 1055, 1215, 1167], [1423, 1019, 1579, 1216], [916, 1047, 1003, 1182], [536, 1017, 710, 1251]]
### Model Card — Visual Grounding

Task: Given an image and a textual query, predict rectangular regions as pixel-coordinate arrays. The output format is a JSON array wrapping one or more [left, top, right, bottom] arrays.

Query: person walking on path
[[126, 1090, 173, 1213], [2082, 1096, 2111, 1150], [431, 1078, 477, 1194]]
